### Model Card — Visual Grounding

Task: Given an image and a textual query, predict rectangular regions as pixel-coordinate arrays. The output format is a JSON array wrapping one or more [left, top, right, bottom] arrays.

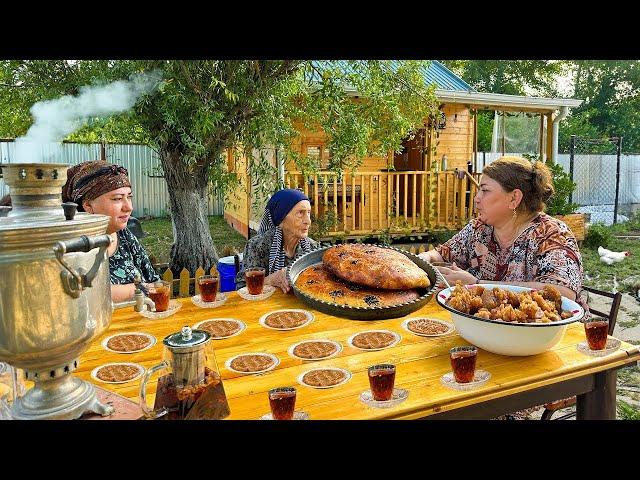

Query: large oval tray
[[287, 245, 438, 320]]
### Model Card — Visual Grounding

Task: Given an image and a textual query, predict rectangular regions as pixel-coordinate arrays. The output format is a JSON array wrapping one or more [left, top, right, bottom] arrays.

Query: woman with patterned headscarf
[[62, 160, 160, 302], [236, 189, 319, 293]]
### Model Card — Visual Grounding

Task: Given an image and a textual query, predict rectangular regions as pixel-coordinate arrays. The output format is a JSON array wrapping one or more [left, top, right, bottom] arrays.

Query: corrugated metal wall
[[0, 141, 224, 217]]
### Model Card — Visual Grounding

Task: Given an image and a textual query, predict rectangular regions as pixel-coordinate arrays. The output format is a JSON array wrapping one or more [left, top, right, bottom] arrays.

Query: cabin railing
[[285, 169, 479, 237]]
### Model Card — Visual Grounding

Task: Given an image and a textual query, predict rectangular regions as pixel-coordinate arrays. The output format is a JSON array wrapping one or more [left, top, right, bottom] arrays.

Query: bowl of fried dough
[[436, 283, 584, 356]]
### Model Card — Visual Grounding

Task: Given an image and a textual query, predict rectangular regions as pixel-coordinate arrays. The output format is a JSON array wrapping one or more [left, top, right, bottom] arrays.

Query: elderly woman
[[62, 160, 160, 303], [236, 189, 319, 293], [419, 156, 584, 303]]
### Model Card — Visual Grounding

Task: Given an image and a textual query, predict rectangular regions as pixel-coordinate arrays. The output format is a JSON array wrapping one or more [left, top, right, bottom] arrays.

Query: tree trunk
[[161, 148, 219, 275]]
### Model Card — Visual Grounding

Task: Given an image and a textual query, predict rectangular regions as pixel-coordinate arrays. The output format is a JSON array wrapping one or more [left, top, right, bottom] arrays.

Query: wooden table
[[76, 290, 640, 420]]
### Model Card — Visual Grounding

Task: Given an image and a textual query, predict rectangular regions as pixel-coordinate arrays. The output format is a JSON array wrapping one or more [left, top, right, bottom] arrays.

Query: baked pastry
[[301, 369, 348, 387], [295, 263, 420, 308], [230, 354, 275, 373], [197, 319, 242, 338], [406, 318, 452, 335], [95, 363, 142, 382], [322, 244, 430, 290], [351, 331, 397, 350], [292, 341, 338, 360], [106, 333, 152, 352], [264, 311, 309, 329]]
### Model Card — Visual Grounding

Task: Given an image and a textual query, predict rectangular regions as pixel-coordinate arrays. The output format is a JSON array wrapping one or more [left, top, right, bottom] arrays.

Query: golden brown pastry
[[322, 244, 430, 290], [295, 263, 420, 308]]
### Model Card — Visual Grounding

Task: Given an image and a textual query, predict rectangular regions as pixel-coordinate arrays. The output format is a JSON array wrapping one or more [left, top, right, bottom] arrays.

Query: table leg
[[576, 369, 617, 420]]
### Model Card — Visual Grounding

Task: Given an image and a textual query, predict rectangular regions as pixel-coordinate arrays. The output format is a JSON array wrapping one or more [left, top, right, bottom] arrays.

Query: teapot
[[139, 326, 230, 420]]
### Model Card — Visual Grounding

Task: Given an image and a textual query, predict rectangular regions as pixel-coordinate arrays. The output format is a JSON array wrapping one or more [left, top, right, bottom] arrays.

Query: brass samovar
[[0, 162, 116, 420]]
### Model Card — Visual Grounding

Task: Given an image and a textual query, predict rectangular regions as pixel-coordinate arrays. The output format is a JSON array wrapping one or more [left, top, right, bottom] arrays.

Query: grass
[[139, 216, 247, 265], [581, 211, 640, 288]]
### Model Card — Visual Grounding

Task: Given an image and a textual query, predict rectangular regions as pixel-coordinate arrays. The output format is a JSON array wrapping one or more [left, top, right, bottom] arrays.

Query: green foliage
[[617, 400, 640, 420], [308, 207, 339, 239], [475, 110, 493, 152], [440, 60, 563, 96], [583, 223, 614, 249], [544, 162, 580, 215]]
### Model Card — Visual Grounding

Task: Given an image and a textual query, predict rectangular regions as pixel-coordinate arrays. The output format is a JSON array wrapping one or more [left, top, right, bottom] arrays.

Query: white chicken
[[598, 246, 632, 265]]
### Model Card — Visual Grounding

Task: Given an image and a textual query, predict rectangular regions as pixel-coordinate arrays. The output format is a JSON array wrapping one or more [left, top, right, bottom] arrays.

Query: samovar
[[0, 162, 118, 420]]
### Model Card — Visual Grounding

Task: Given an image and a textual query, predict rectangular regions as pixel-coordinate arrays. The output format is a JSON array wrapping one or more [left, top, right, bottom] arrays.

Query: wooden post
[[539, 113, 545, 160], [546, 112, 554, 164], [313, 174, 319, 218], [333, 174, 338, 232], [342, 173, 347, 231], [368, 174, 373, 230], [412, 173, 417, 226], [403, 174, 408, 222], [577, 370, 617, 420], [351, 173, 356, 231]]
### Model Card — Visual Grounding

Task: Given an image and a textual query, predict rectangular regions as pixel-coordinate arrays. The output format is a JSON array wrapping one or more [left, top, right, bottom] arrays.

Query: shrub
[[545, 162, 580, 216], [584, 222, 613, 249]]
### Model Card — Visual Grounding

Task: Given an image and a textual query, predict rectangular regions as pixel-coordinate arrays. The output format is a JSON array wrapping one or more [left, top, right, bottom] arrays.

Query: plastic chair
[[540, 286, 623, 420]]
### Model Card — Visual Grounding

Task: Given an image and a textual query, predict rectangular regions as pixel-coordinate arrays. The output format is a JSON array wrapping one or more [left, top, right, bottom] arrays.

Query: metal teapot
[[139, 326, 230, 420]]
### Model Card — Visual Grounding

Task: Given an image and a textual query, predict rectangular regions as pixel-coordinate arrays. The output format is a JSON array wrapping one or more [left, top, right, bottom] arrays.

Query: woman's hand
[[265, 268, 291, 293], [437, 263, 478, 286], [418, 249, 444, 264]]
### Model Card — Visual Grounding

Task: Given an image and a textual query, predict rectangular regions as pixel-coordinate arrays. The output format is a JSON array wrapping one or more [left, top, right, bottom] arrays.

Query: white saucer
[[577, 337, 621, 357], [138, 299, 182, 319], [101, 332, 157, 354], [359, 388, 409, 408], [225, 352, 280, 375], [440, 370, 491, 391], [191, 292, 228, 308], [237, 285, 276, 301], [259, 411, 310, 420], [90, 362, 145, 384]]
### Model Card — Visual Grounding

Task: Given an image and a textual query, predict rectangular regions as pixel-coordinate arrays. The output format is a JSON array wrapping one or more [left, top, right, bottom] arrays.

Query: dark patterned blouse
[[235, 229, 319, 289], [436, 213, 584, 297], [109, 228, 160, 285]]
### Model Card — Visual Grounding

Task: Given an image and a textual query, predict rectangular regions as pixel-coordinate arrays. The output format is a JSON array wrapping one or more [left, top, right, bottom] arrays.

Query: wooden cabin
[[224, 61, 582, 240]]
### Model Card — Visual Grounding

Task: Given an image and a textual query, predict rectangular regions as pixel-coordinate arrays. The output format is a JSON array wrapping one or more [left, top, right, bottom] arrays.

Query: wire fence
[[475, 148, 640, 223]]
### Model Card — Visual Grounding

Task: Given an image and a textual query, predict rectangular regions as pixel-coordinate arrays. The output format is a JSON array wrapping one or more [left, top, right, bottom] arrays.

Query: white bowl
[[436, 284, 584, 356]]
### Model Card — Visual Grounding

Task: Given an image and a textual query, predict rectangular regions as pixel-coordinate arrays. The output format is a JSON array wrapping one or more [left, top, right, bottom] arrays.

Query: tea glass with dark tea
[[148, 280, 171, 312], [245, 267, 266, 295], [368, 364, 396, 401], [584, 316, 609, 351], [198, 274, 219, 303], [268, 387, 297, 420], [450, 346, 477, 383]]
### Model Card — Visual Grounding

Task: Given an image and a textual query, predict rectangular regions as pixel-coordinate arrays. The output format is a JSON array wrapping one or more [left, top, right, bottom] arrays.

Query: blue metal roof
[[308, 60, 474, 93]]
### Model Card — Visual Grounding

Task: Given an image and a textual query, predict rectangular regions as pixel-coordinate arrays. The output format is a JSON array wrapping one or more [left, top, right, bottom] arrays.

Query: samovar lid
[[163, 326, 211, 352]]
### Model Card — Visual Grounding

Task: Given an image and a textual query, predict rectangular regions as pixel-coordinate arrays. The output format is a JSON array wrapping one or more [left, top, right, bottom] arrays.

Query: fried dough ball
[[541, 285, 563, 312], [446, 283, 568, 324], [531, 291, 556, 312]]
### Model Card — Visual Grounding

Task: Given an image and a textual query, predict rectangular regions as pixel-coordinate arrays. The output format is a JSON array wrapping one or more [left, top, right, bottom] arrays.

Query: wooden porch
[[285, 170, 481, 238]]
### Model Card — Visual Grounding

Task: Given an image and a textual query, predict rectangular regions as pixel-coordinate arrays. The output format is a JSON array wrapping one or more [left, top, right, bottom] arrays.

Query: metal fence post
[[613, 136, 622, 225], [569, 135, 576, 204]]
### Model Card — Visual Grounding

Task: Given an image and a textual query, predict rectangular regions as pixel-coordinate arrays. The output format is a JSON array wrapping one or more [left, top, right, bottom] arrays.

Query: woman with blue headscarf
[[236, 189, 319, 293]]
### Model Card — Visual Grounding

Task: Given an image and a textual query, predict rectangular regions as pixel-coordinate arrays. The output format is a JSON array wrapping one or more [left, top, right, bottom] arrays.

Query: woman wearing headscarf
[[62, 160, 160, 302], [236, 189, 319, 293]]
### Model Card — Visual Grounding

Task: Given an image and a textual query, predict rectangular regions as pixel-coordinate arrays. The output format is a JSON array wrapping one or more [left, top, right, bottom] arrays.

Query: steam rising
[[14, 70, 162, 163]]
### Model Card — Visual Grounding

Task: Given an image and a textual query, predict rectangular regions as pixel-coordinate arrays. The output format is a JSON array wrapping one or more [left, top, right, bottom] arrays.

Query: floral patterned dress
[[109, 227, 160, 285], [436, 213, 584, 299]]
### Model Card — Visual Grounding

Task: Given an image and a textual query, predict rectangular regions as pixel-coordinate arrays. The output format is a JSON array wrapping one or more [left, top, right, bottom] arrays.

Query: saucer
[[259, 411, 310, 420], [577, 337, 621, 357], [191, 292, 228, 308], [237, 285, 276, 301], [440, 370, 491, 391], [359, 388, 409, 408], [138, 299, 182, 319]]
